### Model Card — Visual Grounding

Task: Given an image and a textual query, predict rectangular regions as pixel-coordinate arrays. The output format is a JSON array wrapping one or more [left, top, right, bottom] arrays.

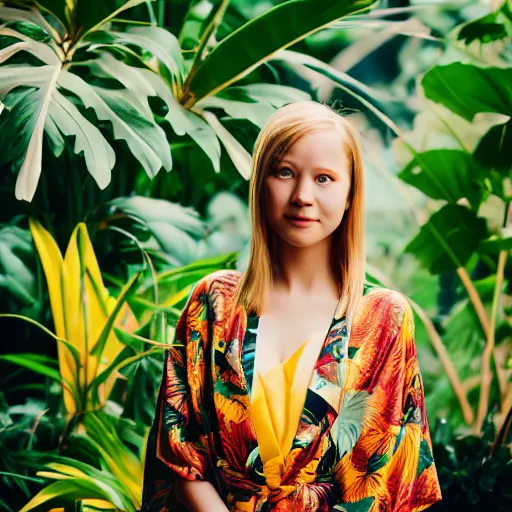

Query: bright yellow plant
[[29, 219, 139, 415]]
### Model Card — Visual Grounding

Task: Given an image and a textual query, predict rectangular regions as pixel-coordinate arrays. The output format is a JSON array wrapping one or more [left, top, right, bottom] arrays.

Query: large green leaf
[[422, 64, 512, 121], [398, 149, 486, 210], [201, 110, 252, 179], [0, 224, 37, 310], [197, 83, 311, 128], [108, 196, 206, 266], [108, 25, 186, 85], [457, 5, 511, 45], [57, 70, 171, 177], [0, 29, 62, 201], [474, 119, 512, 175], [404, 204, 488, 274], [0, 19, 177, 202], [220, 83, 312, 108], [275, 49, 400, 134], [138, 69, 222, 171], [87, 52, 220, 173], [185, 0, 378, 103], [48, 90, 116, 187], [197, 95, 275, 129], [0, 5, 59, 39]]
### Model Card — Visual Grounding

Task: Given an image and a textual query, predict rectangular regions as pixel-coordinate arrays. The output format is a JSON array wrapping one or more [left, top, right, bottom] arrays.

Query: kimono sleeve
[[142, 277, 213, 511], [336, 293, 442, 512], [392, 297, 443, 511]]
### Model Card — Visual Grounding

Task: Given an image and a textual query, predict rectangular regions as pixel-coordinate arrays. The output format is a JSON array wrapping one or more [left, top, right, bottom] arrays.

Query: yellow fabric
[[251, 333, 326, 490]]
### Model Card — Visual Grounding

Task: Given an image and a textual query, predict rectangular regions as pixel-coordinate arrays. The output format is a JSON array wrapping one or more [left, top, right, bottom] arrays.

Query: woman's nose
[[290, 178, 314, 206]]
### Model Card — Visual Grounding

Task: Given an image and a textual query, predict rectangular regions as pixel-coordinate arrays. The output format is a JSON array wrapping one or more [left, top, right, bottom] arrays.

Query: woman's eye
[[317, 175, 333, 184], [277, 167, 293, 178]]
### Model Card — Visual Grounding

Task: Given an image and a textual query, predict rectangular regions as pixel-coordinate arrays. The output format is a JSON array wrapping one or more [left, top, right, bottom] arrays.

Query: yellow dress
[[250, 334, 325, 490]]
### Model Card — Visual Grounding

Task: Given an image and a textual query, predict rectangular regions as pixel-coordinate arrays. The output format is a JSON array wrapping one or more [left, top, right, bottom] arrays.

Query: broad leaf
[[0, 224, 37, 309], [457, 12, 508, 45], [479, 232, 512, 253], [185, 0, 378, 103], [219, 83, 311, 108], [139, 69, 222, 172], [197, 95, 275, 128], [108, 196, 206, 265], [201, 110, 252, 179], [422, 64, 512, 121], [57, 70, 171, 177], [474, 119, 512, 175], [48, 90, 116, 189], [404, 204, 488, 274], [0, 5, 59, 39], [398, 149, 486, 210], [108, 25, 185, 85], [275, 49, 400, 134], [0, 31, 61, 201]]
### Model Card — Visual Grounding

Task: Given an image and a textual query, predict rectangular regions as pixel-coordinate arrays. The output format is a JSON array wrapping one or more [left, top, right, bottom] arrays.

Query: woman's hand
[[176, 478, 230, 512]]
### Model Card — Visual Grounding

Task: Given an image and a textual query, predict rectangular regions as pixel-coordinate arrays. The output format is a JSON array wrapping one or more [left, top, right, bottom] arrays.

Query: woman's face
[[263, 129, 351, 249]]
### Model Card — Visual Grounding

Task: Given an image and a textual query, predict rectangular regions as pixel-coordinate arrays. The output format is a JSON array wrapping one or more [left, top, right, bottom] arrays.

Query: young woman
[[142, 101, 442, 511]]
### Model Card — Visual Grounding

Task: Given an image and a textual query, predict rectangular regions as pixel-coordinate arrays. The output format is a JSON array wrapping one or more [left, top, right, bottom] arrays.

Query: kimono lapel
[[296, 284, 373, 442], [295, 314, 349, 445], [238, 304, 347, 454]]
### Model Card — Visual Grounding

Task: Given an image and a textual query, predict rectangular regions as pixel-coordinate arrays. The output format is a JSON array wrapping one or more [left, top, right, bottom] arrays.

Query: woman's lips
[[286, 216, 317, 227]]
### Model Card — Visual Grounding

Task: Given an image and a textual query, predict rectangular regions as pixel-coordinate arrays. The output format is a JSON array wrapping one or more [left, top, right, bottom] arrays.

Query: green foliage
[[0, 0, 378, 203], [431, 408, 512, 511], [0, 222, 39, 316]]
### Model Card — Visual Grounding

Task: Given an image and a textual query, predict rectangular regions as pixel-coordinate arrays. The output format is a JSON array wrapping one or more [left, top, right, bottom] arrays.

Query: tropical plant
[[0, 219, 143, 416], [0, 221, 39, 316], [0, 0, 378, 204], [391, 1, 512, 434], [0, 393, 62, 512], [431, 406, 512, 511], [18, 412, 145, 511]]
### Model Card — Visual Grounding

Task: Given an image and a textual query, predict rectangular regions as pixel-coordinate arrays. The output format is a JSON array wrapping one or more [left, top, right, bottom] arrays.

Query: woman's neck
[[272, 239, 338, 299]]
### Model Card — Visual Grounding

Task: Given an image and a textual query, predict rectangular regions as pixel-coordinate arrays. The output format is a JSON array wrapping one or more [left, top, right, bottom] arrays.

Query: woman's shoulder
[[361, 283, 412, 326], [199, 268, 243, 290], [192, 269, 243, 306]]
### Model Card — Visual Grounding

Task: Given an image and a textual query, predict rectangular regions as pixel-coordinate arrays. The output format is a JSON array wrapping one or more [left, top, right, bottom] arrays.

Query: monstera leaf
[[0, 3, 174, 202], [0, 0, 380, 199]]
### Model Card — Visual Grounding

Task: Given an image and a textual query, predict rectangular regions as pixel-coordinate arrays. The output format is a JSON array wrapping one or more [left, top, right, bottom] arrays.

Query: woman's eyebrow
[[280, 160, 340, 175]]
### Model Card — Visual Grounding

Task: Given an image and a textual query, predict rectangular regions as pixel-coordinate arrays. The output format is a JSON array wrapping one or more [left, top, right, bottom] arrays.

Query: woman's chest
[[253, 307, 337, 375]]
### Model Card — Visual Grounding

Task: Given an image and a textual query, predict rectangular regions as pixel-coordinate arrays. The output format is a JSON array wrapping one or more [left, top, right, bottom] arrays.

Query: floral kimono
[[142, 269, 442, 511]]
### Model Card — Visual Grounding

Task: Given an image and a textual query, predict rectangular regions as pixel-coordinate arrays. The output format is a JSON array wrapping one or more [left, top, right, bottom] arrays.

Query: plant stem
[[474, 248, 509, 434], [456, 267, 491, 336], [180, 0, 231, 106], [411, 299, 475, 425]]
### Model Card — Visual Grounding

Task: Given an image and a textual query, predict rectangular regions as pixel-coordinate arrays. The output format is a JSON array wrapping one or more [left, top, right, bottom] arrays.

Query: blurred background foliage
[[0, 0, 510, 510]]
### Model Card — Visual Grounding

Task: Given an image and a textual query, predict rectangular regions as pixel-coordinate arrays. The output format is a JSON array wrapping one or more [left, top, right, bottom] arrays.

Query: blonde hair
[[235, 101, 366, 320]]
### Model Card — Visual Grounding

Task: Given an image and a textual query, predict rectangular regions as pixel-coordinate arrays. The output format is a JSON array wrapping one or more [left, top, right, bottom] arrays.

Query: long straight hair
[[235, 101, 366, 321]]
